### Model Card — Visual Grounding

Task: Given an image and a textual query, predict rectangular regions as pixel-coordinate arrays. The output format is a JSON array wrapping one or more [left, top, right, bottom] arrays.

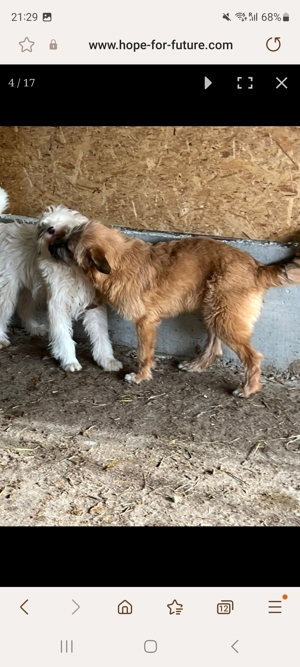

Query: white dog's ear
[[89, 248, 111, 274], [73, 212, 89, 224]]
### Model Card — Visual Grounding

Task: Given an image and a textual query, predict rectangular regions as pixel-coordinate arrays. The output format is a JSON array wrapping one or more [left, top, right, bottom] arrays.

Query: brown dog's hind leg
[[201, 284, 264, 397], [227, 337, 263, 398], [178, 330, 223, 373], [125, 317, 159, 385], [208, 323, 263, 398]]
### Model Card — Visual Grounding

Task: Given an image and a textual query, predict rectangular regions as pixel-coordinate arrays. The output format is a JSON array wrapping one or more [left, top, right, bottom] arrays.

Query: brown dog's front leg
[[125, 317, 159, 384]]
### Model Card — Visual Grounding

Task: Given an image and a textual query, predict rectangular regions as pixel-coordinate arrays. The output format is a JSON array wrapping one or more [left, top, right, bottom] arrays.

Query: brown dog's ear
[[88, 248, 111, 274]]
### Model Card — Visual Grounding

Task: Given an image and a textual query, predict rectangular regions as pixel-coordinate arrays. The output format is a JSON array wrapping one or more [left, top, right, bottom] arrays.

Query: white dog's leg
[[82, 305, 123, 371], [0, 278, 19, 348], [47, 299, 82, 372], [17, 288, 48, 337]]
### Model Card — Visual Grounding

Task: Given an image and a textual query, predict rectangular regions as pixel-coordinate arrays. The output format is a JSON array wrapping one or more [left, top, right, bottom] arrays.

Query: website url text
[[89, 40, 233, 52]]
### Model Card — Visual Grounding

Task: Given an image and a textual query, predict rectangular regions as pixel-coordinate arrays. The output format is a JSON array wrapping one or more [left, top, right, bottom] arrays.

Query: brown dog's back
[[81, 226, 293, 320]]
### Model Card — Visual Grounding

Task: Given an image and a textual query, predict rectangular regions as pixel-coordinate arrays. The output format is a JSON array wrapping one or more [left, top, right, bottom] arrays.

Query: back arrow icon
[[231, 640, 239, 653], [20, 599, 28, 615], [72, 599, 80, 614]]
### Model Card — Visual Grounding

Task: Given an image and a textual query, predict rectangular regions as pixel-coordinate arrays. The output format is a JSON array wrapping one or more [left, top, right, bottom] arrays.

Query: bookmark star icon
[[19, 37, 35, 52], [167, 600, 183, 615]]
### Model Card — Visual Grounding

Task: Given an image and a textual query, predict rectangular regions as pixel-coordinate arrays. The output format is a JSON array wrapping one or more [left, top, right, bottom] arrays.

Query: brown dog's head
[[48, 220, 125, 276]]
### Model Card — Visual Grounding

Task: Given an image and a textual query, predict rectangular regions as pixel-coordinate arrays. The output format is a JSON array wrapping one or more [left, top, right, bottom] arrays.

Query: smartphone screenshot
[[0, 2, 299, 653]]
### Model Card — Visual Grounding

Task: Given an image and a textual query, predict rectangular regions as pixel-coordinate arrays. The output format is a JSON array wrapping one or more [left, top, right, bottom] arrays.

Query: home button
[[118, 600, 132, 614], [144, 640, 157, 653]]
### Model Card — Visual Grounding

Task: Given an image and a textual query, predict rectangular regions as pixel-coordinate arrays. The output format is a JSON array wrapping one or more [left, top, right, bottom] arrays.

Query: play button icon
[[204, 77, 212, 89]]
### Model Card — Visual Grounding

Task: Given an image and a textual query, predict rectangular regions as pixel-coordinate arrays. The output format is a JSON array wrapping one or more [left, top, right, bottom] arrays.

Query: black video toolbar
[[0, 65, 297, 124]]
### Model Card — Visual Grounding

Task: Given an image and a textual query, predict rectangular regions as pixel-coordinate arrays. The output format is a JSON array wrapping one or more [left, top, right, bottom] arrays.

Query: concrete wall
[[1, 214, 300, 371]]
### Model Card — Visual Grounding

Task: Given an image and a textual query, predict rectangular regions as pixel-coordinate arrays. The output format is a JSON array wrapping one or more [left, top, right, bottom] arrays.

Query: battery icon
[[283, 13, 289, 20]]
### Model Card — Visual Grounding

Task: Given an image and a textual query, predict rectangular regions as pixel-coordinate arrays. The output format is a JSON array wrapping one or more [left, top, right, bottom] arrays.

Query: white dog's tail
[[0, 187, 9, 215]]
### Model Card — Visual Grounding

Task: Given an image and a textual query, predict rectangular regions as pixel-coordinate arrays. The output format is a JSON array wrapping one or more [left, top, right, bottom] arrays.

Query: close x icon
[[276, 76, 288, 88]]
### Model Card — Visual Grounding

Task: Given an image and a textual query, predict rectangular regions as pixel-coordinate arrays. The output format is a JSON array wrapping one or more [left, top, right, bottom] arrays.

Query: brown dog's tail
[[257, 245, 300, 289]]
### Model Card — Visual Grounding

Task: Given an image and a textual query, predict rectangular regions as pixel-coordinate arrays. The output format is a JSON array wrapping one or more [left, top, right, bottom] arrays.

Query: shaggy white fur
[[0, 190, 122, 372], [0, 187, 9, 214]]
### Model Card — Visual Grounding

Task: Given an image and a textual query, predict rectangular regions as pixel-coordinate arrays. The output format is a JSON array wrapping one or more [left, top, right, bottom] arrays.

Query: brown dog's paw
[[232, 387, 255, 398], [124, 371, 152, 384], [178, 359, 202, 373], [178, 360, 190, 371], [125, 372, 142, 384], [232, 383, 261, 398], [232, 386, 247, 398]]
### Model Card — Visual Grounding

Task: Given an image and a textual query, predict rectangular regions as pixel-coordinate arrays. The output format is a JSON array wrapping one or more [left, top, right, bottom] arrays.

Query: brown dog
[[48, 221, 300, 397]]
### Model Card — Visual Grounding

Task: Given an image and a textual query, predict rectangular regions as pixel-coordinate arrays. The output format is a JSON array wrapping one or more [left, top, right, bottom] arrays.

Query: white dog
[[0, 187, 122, 372]]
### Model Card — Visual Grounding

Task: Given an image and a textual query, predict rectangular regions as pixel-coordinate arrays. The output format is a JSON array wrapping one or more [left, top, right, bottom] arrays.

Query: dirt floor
[[1, 327, 300, 526]]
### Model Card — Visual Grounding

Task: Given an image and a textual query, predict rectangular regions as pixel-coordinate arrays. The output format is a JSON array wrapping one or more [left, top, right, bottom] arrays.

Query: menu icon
[[268, 595, 288, 613]]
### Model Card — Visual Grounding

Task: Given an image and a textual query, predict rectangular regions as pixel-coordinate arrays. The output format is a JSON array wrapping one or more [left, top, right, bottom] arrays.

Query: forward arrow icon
[[72, 599, 80, 615], [204, 77, 212, 89]]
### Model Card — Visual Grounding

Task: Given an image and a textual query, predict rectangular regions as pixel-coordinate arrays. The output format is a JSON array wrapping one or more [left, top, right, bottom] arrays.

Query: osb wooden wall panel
[[1, 126, 300, 241]]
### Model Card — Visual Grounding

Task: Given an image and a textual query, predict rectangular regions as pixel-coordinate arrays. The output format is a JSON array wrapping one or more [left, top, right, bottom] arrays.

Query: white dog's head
[[37, 205, 89, 257]]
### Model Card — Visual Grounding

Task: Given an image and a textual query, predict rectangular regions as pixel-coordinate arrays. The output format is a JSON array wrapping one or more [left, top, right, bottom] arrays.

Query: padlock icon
[[49, 39, 57, 50]]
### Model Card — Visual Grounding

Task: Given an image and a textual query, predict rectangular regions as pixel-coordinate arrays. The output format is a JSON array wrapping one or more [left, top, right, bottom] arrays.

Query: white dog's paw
[[62, 361, 82, 372], [29, 323, 48, 337], [35, 323, 48, 337], [0, 338, 11, 350], [101, 358, 123, 372], [124, 372, 141, 384]]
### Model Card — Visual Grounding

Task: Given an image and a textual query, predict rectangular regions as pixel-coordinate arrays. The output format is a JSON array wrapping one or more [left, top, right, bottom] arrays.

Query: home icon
[[118, 600, 132, 614]]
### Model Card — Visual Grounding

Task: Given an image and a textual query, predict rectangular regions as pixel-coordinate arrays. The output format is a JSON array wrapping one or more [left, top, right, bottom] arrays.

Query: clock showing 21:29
[[11, 13, 38, 20]]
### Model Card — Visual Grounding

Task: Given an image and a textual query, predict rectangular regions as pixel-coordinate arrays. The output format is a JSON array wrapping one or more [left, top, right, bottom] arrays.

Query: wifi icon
[[235, 12, 247, 20]]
